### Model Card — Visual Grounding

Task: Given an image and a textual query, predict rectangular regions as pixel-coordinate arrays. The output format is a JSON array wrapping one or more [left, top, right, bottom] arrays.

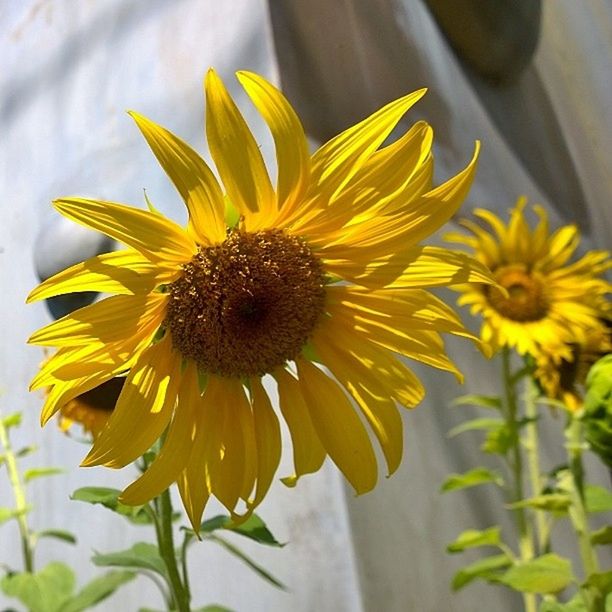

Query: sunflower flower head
[[447, 197, 612, 360], [28, 69, 494, 529]]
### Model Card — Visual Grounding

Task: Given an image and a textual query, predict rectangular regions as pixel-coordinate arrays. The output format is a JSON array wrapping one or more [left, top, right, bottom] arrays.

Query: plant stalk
[[0, 410, 34, 572]]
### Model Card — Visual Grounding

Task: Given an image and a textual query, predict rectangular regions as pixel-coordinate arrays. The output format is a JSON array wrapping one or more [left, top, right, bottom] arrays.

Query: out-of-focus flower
[[534, 319, 611, 411], [447, 197, 612, 359], [58, 377, 125, 438], [28, 69, 493, 527]]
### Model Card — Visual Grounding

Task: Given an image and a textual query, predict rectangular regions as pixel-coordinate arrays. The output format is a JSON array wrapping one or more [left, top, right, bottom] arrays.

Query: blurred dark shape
[[424, 0, 542, 84], [34, 214, 114, 320]]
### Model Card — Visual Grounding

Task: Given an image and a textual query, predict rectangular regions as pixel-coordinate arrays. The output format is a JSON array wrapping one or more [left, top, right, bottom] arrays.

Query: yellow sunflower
[[534, 318, 611, 412], [28, 69, 494, 528], [58, 377, 124, 438], [447, 197, 612, 358]]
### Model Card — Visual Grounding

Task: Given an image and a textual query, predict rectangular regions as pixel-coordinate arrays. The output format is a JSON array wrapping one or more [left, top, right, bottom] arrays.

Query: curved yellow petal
[[27, 250, 160, 303], [273, 367, 326, 486], [248, 377, 281, 510], [205, 69, 275, 222], [296, 358, 378, 495], [310, 89, 427, 203], [83, 335, 181, 469], [119, 362, 199, 505], [129, 111, 226, 245], [53, 198, 197, 266], [237, 71, 310, 214], [325, 246, 495, 289], [312, 337, 403, 476], [28, 293, 167, 347]]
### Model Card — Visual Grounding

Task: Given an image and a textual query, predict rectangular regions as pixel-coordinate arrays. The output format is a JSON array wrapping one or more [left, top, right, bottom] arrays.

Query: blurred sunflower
[[447, 197, 612, 358], [28, 69, 493, 527], [534, 318, 611, 412], [58, 377, 125, 438]]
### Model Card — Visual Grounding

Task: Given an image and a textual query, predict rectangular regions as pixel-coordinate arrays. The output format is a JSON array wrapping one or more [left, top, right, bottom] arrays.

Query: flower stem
[[157, 487, 191, 612], [523, 376, 546, 553], [0, 410, 34, 573], [502, 349, 537, 612], [565, 415, 599, 581]]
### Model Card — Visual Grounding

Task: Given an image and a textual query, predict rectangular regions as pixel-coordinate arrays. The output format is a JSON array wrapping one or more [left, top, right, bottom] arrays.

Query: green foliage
[[585, 485, 612, 514], [452, 394, 503, 410], [71, 487, 153, 525], [451, 554, 512, 591], [33, 529, 77, 546], [0, 505, 31, 526], [24, 467, 64, 483], [509, 494, 572, 513], [583, 354, 612, 469], [0, 562, 134, 612], [481, 423, 514, 455], [92, 542, 168, 578], [447, 418, 505, 438], [441, 467, 503, 492], [197, 513, 284, 547], [590, 525, 612, 546], [499, 554, 574, 594], [447, 527, 501, 553], [1, 412, 22, 429], [539, 594, 588, 611]]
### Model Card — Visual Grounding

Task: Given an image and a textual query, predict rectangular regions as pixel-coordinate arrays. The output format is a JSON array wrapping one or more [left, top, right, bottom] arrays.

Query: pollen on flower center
[[165, 228, 327, 377], [485, 265, 549, 322]]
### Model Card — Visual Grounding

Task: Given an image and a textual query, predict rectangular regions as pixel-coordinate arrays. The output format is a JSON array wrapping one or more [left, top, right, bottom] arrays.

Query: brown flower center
[[486, 265, 548, 322], [165, 229, 326, 377]]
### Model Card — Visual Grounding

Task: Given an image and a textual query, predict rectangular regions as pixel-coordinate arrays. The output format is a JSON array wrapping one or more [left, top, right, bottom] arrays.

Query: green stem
[[0, 410, 34, 573], [565, 416, 599, 584], [502, 349, 537, 612], [158, 487, 191, 612], [523, 376, 547, 554]]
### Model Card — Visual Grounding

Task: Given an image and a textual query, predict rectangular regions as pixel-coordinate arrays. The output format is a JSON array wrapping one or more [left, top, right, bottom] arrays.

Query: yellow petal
[[273, 367, 326, 486], [205, 69, 275, 223], [248, 377, 281, 510], [326, 246, 495, 289], [310, 89, 427, 203], [27, 250, 160, 303], [54, 198, 196, 266], [313, 321, 424, 409], [119, 360, 198, 505], [312, 337, 403, 476], [129, 111, 226, 245], [28, 293, 167, 347], [296, 358, 378, 495], [318, 143, 479, 258], [83, 335, 180, 469], [237, 71, 310, 215]]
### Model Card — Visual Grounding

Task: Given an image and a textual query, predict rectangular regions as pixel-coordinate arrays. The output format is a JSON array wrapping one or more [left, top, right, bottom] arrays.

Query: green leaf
[[539, 594, 588, 612], [62, 571, 136, 612], [16, 444, 38, 458], [24, 467, 64, 483], [499, 554, 574, 594], [195, 514, 284, 547], [2, 412, 22, 429], [481, 424, 514, 455], [441, 467, 503, 493], [200, 515, 230, 533], [591, 526, 612, 546], [452, 394, 502, 410], [509, 494, 571, 512], [197, 607, 234, 612], [447, 418, 505, 438], [447, 527, 502, 553], [585, 485, 612, 513], [1, 562, 75, 612], [71, 487, 152, 525], [452, 554, 512, 591], [583, 570, 612, 595], [91, 542, 167, 578], [35, 529, 77, 545], [0, 506, 31, 526], [210, 535, 286, 590]]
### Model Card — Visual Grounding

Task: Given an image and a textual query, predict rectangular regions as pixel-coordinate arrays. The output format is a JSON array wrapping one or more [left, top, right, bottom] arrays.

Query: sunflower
[[58, 377, 125, 438], [534, 318, 611, 412], [447, 197, 612, 359], [28, 70, 494, 528]]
